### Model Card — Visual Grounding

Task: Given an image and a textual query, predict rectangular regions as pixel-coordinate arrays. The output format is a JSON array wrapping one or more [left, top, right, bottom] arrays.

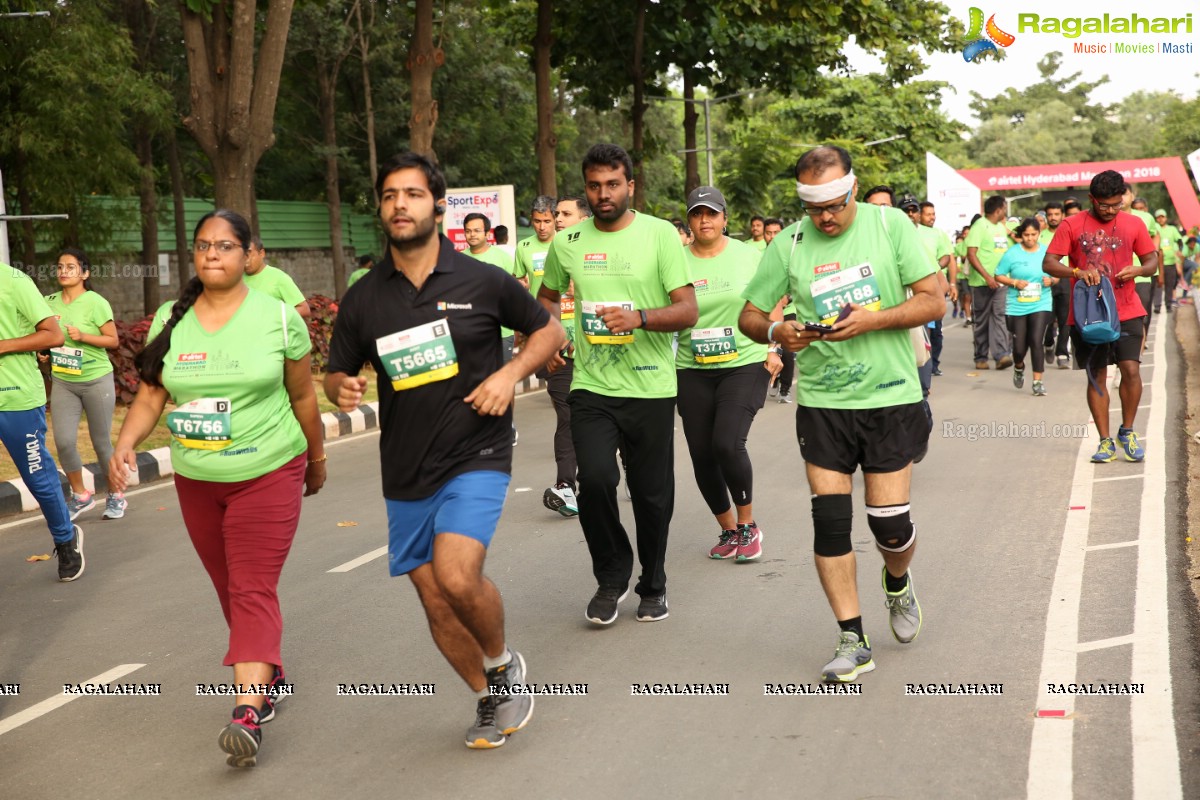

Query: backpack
[[1072, 275, 1120, 345], [1072, 275, 1120, 397]]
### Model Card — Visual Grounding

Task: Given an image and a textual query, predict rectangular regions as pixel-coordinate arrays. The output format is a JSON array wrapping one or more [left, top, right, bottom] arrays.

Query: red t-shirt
[[1047, 211, 1155, 324]]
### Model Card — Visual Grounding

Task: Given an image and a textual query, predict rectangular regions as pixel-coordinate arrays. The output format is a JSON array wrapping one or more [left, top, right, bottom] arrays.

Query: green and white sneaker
[[821, 631, 875, 683], [882, 567, 922, 643]]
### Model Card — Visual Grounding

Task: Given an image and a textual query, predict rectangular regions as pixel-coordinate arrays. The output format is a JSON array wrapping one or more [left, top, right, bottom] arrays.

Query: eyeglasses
[[1093, 201, 1124, 212], [55, 264, 81, 272], [801, 189, 854, 218], [194, 240, 242, 254]]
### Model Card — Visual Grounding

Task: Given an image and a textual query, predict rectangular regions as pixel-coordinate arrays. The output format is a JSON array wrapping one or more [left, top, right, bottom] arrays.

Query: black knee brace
[[866, 504, 915, 553], [811, 494, 853, 557]]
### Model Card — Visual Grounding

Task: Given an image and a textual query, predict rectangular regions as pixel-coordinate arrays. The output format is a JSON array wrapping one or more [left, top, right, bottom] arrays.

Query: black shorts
[[795, 401, 931, 475], [1069, 319, 1142, 369]]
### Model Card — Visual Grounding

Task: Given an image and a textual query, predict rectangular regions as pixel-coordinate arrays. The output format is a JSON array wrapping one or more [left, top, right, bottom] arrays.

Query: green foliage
[[0, 1, 169, 260]]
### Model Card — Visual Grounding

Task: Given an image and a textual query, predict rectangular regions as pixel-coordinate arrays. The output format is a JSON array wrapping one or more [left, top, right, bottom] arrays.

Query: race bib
[[691, 327, 737, 364], [580, 300, 634, 345], [993, 235, 1009, 250], [532, 252, 546, 277], [560, 295, 575, 321], [167, 398, 232, 450], [50, 346, 83, 376], [810, 263, 882, 325], [1017, 282, 1043, 303], [376, 319, 458, 391]]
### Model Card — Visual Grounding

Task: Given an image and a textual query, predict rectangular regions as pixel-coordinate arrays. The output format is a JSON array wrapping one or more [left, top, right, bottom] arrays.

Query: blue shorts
[[384, 470, 511, 576]]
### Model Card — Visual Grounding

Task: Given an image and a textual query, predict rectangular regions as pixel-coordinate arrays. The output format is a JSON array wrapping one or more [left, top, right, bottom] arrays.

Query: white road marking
[[0, 663, 145, 737], [1085, 541, 1139, 551], [1093, 474, 1145, 483], [1129, 312, 1180, 799], [1026, 427, 1094, 799], [327, 546, 387, 574], [1026, 311, 1180, 799], [1076, 634, 1135, 653]]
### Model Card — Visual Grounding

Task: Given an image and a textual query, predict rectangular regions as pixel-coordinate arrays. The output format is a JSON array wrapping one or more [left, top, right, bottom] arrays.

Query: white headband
[[796, 170, 856, 204]]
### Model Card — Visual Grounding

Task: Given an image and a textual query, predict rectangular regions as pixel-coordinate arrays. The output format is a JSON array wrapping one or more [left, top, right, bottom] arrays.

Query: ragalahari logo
[[963, 7, 1015, 61]]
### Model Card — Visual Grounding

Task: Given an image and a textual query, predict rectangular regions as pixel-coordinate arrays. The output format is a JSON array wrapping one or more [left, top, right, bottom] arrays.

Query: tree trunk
[[166, 127, 191, 292], [354, 0, 379, 205], [180, 0, 295, 219], [135, 126, 160, 314], [13, 148, 37, 273], [318, 69, 347, 297], [630, 0, 647, 211], [533, 0, 556, 197], [682, 66, 700, 195], [407, 0, 442, 159]]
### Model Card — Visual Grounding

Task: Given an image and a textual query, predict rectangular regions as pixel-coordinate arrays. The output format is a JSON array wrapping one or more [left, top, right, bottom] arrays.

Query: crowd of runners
[[1, 141, 1195, 766]]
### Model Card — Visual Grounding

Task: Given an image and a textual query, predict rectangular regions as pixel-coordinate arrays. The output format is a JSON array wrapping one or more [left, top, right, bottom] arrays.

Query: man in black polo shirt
[[325, 152, 562, 750]]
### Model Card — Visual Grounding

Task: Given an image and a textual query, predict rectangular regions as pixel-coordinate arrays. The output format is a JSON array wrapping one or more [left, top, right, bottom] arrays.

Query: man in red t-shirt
[[1042, 170, 1158, 464]]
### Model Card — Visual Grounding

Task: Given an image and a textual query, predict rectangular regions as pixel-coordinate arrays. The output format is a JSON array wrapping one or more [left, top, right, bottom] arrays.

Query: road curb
[[0, 375, 547, 519]]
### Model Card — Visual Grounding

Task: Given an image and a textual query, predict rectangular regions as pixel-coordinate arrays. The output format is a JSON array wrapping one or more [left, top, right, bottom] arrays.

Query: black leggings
[[1008, 311, 1052, 372], [676, 363, 769, 516]]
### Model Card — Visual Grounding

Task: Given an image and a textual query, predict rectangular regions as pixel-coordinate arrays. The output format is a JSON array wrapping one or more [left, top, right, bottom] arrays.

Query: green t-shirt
[[761, 242, 795, 315], [1158, 224, 1182, 266], [678, 238, 768, 370], [244, 264, 306, 307], [916, 225, 951, 271], [514, 235, 552, 298], [466, 246, 517, 338], [743, 205, 934, 410], [147, 289, 311, 482], [964, 217, 1010, 287], [953, 240, 967, 278], [1129, 209, 1159, 281], [347, 267, 370, 288], [0, 265, 55, 411], [1040, 227, 1068, 265], [542, 212, 692, 399], [748, 239, 767, 252], [43, 290, 115, 382]]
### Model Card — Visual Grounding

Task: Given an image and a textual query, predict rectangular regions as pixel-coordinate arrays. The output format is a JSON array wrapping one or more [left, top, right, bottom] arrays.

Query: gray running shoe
[[882, 567, 922, 643], [1056, 355, 1070, 369], [636, 593, 669, 622], [1032, 380, 1047, 397], [821, 630, 875, 683], [1013, 367, 1024, 389], [103, 493, 127, 520], [465, 696, 505, 749], [586, 586, 629, 625], [66, 492, 94, 521], [488, 650, 534, 736]]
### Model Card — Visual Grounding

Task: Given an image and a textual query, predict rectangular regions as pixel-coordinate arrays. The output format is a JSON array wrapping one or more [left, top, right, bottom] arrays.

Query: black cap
[[687, 186, 727, 214], [899, 194, 920, 212]]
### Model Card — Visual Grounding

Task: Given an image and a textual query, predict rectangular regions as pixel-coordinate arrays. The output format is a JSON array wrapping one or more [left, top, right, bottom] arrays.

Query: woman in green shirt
[[42, 249, 124, 520], [677, 187, 781, 563], [109, 209, 326, 768]]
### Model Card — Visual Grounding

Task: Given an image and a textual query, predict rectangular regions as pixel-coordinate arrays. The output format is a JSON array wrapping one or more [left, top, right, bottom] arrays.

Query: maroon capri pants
[[174, 453, 306, 667]]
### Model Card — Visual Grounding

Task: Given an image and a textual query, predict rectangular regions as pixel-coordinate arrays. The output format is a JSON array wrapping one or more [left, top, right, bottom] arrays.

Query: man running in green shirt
[[966, 195, 1013, 370], [346, 254, 374, 289], [538, 143, 698, 625], [246, 237, 311, 319], [1155, 209, 1183, 311], [740, 145, 942, 682], [748, 215, 767, 251]]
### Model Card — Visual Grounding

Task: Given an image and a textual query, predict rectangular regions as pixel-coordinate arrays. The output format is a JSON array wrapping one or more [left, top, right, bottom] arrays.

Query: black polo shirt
[[329, 235, 550, 500]]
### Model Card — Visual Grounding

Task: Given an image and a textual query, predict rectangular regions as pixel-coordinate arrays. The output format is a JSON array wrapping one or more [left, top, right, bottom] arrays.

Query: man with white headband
[[739, 145, 943, 683]]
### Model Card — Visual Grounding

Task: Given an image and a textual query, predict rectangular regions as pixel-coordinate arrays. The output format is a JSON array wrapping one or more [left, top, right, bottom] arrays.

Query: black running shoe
[[218, 705, 262, 767], [55, 526, 84, 582], [586, 586, 629, 625], [259, 667, 289, 723], [636, 593, 669, 622]]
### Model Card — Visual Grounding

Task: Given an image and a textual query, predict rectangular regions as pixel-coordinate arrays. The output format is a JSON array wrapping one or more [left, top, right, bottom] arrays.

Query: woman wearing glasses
[[676, 186, 781, 563], [109, 209, 326, 768], [42, 249, 125, 520]]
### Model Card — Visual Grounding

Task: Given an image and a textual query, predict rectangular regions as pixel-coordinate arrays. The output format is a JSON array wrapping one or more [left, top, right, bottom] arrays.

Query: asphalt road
[[0, 312, 1194, 800]]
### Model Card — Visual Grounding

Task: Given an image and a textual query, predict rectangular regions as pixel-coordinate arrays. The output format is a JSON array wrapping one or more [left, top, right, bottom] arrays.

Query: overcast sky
[[845, 0, 1200, 128]]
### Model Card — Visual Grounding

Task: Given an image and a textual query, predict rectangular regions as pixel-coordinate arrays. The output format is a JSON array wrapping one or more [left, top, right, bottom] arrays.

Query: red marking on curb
[[1069, 506, 1086, 510], [1036, 709, 1067, 718]]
